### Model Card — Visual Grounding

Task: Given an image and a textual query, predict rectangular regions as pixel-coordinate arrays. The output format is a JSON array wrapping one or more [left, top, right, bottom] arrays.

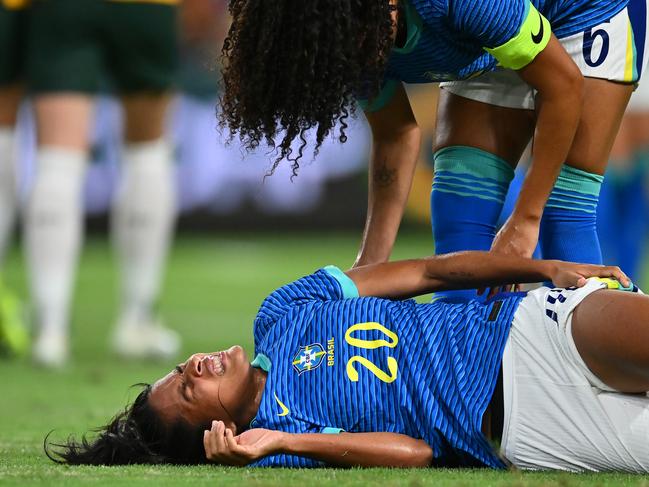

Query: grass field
[[1, 232, 648, 486]]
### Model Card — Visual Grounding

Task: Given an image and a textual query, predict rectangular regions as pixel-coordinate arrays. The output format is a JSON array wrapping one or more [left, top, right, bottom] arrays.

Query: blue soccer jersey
[[360, 0, 628, 110], [248, 266, 525, 468]]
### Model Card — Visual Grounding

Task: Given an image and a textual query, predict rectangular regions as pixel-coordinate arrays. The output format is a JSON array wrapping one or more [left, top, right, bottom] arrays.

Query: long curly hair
[[44, 385, 209, 465], [220, 0, 394, 176]]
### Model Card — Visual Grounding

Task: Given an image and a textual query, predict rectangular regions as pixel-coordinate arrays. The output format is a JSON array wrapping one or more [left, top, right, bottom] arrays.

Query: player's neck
[[238, 367, 268, 428]]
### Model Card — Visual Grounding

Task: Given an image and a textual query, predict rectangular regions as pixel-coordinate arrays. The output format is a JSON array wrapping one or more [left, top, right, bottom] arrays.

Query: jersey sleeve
[[357, 79, 400, 113], [253, 267, 359, 346], [249, 453, 323, 468], [449, 0, 551, 70]]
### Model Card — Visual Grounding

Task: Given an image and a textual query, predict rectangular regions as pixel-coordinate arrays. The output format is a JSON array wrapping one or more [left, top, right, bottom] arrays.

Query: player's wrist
[[509, 208, 542, 224], [274, 431, 291, 454], [543, 260, 561, 281]]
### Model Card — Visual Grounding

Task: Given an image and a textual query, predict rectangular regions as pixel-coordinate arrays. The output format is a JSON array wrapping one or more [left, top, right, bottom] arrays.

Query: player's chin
[[227, 345, 248, 368]]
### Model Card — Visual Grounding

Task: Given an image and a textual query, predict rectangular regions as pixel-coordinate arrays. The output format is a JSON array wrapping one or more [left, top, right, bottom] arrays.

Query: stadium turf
[[1, 233, 648, 486]]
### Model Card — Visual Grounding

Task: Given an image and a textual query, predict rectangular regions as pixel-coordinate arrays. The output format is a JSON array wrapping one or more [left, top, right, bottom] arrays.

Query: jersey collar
[[251, 353, 271, 372], [392, 0, 423, 54]]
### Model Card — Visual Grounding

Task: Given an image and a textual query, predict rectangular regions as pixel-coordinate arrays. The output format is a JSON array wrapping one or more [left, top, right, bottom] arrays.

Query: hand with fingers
[[203, 421, 284, 465], [548, 262, 630, 289]]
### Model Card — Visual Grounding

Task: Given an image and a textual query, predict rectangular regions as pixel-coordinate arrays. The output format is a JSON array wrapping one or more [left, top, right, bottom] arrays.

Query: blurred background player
[[598, 80, 649, 283], [0, 0, 29, 357], [25, 0, 180, 366]]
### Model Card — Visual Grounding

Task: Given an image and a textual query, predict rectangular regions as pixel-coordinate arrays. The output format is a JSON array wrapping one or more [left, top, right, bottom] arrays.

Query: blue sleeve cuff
[[321, 427, 345, 434], [323, 265, 359, 299]]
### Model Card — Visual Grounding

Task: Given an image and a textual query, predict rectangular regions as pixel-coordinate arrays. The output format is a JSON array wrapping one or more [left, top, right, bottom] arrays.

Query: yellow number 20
[[346, 356, 398, 383], [344, 322, 399, 384]]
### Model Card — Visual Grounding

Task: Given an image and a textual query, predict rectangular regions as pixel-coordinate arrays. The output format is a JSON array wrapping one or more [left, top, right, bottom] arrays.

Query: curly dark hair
[[220, 0, 395, 176], [44, 385, 209, 465]]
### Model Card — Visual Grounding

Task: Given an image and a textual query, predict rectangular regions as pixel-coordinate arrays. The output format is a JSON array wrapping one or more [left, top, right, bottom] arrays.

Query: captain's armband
[[484, 2, 551, 70]]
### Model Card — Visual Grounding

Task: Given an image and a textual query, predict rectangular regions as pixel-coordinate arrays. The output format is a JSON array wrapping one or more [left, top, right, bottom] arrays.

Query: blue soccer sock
[[431, 146, 514, 302], [540, 164, 604, 266]]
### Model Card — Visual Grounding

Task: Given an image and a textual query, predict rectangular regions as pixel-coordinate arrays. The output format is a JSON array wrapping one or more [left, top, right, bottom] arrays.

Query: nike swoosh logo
[[274, 393, 290, 417], [531, 12, 544, 44]]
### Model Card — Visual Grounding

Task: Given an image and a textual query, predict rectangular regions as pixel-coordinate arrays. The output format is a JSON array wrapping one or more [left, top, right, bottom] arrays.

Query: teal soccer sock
[[540, 164, 604, 266], [431, 146, 514, 302]]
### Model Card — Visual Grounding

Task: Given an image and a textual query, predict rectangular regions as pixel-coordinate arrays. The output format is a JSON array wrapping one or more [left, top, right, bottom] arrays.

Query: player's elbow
[[409, 441, 434, 467], [546, 59, 583, 106], [562, 62, 584, 101], [396, 440, 433, 468]]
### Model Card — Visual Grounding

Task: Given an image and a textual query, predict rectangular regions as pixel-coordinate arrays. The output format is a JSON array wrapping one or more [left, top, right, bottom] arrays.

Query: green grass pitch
[[1, 232, 648, 486]]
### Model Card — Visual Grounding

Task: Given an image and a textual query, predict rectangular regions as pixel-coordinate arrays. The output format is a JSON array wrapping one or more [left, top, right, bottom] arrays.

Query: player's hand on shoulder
[[550, 261, 630, 289], [203, 421, 284, 465]]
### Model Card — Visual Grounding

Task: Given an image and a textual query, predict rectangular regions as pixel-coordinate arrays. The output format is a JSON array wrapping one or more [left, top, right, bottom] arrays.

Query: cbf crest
[[292, 343, 326, 375]]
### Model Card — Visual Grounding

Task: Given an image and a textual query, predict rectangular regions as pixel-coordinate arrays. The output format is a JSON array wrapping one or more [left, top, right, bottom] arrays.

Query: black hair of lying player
[[44, 385, 208, 465]]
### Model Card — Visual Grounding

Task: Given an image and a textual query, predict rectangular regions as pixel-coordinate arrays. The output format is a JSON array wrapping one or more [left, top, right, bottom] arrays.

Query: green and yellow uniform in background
[[0, 0, 30, 87], [27, 0, 179, 94]]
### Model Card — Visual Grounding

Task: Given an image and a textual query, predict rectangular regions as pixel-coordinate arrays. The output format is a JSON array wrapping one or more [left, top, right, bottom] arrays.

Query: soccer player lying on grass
[[48, 253, 649, 472]]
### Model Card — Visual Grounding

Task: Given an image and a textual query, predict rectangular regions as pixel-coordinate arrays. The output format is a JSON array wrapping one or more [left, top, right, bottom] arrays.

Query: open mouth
[[206, 352, 226, 376]]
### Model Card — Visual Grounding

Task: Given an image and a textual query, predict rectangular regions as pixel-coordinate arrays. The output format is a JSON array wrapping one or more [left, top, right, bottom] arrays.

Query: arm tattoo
[[449, 271, 475, 278], [373, 158, 397, 188]]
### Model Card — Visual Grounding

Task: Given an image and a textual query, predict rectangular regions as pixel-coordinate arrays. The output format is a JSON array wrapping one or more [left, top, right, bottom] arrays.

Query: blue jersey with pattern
[[248, 266, 525, 468], [360, 0, 627, 107]]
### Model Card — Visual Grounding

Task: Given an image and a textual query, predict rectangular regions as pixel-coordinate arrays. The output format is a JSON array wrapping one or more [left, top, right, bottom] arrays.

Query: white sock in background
[[26, 147, 87, 365], [112, 138, 177, 327], [0, 128, 18, 265]]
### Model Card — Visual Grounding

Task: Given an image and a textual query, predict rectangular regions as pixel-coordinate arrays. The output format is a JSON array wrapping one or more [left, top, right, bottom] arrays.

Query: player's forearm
[[347, 252, 555, 299], [514, 38, 583, 222], [424, 251, 555, 290], [279, 432, 433, 468], [512, 94, 581, 222], [355, 127, 421, 267]]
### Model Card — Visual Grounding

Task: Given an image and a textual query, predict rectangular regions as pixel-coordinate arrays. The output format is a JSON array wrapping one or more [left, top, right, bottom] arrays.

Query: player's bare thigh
[[565, 78, 633, 175], [121, 91, 172, 143], [434, 79, 632, 175], [433, 90, 535, 168], [0, 84, 22, 126], [572, 290, 649, 393], [33, 94, 94, 150]]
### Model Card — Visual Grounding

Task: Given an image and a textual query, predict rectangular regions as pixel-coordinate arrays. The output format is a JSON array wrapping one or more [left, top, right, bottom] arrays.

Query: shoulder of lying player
[[253, 267, 360, 332]]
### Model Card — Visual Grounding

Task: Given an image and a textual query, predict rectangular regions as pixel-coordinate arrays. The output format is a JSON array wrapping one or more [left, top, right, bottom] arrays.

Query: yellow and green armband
[[484, 2, 551, 70]]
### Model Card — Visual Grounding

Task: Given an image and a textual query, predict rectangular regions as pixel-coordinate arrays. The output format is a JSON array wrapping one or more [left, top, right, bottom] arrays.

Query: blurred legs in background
[[25, 0, 180, 366], [0, 85, 21, 265], [111, 94, 178, 359], [27, 95, 91, 366], [0, 85, 29, 358], [0, 1, 30, 358], [598, 82, 649, 286]]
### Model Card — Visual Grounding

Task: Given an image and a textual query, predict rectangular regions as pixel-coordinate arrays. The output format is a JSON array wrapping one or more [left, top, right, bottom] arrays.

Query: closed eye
[[175, 365, 190, 401]]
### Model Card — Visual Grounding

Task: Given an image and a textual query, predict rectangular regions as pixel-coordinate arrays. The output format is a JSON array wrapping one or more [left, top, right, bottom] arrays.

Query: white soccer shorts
[[441, 5, 649, 110], [500, 278, 649, 472]]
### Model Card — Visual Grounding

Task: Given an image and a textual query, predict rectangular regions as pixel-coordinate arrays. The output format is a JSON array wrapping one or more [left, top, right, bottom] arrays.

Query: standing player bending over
[[48, 253, 649, 472], [221, 0, 647, 302]]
